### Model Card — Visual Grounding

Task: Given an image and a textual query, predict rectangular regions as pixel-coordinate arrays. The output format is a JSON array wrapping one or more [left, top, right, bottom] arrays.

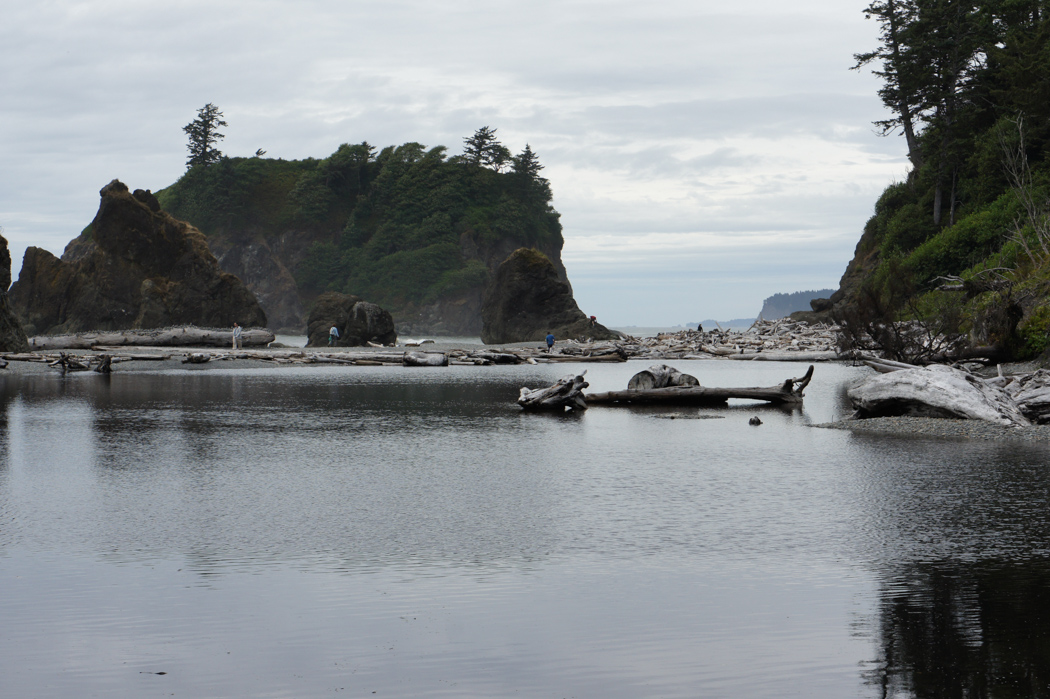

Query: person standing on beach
[[232, 322, 243, 349], [329, 325, 340, 347], [546, 331, 555, 352]]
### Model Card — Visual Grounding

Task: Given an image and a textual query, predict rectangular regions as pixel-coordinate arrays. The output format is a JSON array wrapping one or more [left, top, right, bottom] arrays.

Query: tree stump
[[518, 372, 589, 411]]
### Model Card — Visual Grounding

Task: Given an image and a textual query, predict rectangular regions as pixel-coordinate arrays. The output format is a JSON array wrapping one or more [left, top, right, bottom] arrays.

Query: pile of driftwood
[[851, 359, 1050, 427], [585, 319, 843, 362], [518, 364, 815, 411]]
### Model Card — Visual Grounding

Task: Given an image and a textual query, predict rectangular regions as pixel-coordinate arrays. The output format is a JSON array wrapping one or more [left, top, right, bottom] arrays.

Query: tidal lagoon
[[3, 360, 1050, 697]]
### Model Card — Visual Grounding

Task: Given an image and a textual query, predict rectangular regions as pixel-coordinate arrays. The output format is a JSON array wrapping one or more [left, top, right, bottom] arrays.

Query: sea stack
[[9, 180, 266, 336], [305, 291, 397, 347], [0, 232, 30, 352], [480, 247, 619, 344]]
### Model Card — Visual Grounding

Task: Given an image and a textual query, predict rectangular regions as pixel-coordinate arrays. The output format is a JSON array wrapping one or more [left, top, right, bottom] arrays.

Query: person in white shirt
[[329, 325, 340, 347], [232, 322, 243, 349]]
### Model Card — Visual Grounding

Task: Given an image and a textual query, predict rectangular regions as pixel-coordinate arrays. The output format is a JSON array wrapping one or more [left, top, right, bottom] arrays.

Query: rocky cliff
[[0, 232, 29, 352], [480, 248, 619, 344], [10, 180, 266, 335]]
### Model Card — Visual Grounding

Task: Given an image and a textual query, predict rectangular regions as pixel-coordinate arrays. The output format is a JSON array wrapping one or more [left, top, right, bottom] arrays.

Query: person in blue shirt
[[545, 332, 555, 352]]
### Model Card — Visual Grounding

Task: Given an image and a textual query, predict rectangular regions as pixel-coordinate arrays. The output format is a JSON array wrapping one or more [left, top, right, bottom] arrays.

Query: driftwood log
[[518, 372, 589, 411], [48, 353, 92, 373], [28, 327, 276, 350], [848, 364, 1028, 427], [587, 365, 814, 406], [403, 351, 449, 367]]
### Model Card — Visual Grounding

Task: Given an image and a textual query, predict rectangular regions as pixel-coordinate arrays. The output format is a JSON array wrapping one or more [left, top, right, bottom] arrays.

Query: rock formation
[[0, 232, 30, 352], [480, 248, 620, 344], [305, 291, 397, 347], [9, 181, 266, 336]]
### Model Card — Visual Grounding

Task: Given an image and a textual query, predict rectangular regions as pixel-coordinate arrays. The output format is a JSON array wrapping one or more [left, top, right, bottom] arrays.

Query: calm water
[[3, 361, 1050, 698]]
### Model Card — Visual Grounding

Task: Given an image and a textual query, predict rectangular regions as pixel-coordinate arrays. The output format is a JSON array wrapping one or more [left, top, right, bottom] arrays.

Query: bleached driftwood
[[1004, 369, 1050, 424], [518, 372, 589, 411], [587, 365, 814, 406], [627, 364, 699, 390], [182, 353, 211, 364], [403, 351, 449, 367], [848, 364, 1029, 427], [48, 353, 92, 373], [29, 326, 276, 350]]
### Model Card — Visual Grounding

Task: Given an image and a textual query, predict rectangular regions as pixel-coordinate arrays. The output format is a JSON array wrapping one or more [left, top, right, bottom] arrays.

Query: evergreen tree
[[183, 103, 227, 169], [463, 126, 512, 171]]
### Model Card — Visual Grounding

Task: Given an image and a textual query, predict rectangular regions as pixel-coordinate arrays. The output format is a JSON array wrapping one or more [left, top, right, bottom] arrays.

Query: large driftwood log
[[848, 364, 1028, 427], [403, 351, 449, 367], [518, 372, 589, 411], [627, 364, 699, 390], [29, 327, 276, 350], [587, 365, 814, 406]]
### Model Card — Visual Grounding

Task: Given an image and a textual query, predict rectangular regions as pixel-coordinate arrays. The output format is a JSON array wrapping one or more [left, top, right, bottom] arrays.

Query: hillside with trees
[[148, 126, 566, 333], [815, 0, 1050, 361]]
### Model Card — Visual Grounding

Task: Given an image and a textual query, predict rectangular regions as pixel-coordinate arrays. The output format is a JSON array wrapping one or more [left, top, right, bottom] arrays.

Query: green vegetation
[[841, 0, 1050, 359], [157, 128, 562, 317]]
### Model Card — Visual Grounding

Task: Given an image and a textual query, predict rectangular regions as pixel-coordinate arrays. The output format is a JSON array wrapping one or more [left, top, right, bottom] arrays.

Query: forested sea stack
[[157, 130, 574, 335], [9, 180, 266, 335], [0, 232, 30, 352], [480, 248, 619, 344]]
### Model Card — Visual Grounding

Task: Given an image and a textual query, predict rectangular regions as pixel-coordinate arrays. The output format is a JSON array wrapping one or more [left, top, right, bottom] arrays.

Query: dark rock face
[[306, 291, 397, 347], [9, 180, 266, 336], [0, 233, 30, 352], [208, 231, 308, 334], [480, 248, 620, 344]]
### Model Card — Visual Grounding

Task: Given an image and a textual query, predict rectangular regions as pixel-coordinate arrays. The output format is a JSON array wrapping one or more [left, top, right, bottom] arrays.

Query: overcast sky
[[1, 0, 905, 326]]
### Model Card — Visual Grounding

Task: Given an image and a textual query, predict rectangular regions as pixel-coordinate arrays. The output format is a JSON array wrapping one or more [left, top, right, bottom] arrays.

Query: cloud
[[0, 0, 905, 323]]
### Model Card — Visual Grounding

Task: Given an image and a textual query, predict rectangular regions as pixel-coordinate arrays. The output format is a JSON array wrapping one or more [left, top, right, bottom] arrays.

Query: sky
[[0, 0, 907, 326]]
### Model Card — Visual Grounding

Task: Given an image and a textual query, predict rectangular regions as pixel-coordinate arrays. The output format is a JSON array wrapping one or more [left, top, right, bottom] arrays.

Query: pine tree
[[462, 126, 512, 171], [183, 103, 227, 169]]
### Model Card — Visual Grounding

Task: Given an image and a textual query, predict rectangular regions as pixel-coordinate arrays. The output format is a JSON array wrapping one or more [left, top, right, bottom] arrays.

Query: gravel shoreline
[[813, 415, 1050, 442]]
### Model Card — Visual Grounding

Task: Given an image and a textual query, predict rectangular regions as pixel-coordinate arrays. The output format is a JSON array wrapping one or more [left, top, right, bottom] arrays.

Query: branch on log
[[48, 353, 92, 373], [94, 354, 113, 373], [518, 372, 589, 411], [587, 365, 814, 406]]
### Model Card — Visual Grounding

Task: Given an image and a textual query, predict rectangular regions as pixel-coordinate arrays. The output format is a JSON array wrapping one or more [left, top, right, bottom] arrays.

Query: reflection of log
[[29, 327, 275, 350], [587, 365, 815, 406], [627, 364, 699, 390], [518, 372, 589, 411], [403, 351, 449, 367]]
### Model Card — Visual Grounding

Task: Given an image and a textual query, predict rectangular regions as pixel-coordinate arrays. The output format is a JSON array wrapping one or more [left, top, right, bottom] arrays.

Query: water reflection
[[4, 362, 1050, 696], [870, 560, 1050, 698]]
